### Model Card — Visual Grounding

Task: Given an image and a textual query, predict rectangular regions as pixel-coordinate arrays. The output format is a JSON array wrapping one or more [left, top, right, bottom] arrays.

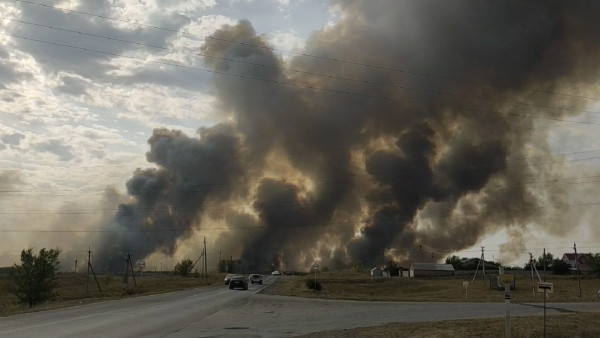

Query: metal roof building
[[409, 263, 455, 277]]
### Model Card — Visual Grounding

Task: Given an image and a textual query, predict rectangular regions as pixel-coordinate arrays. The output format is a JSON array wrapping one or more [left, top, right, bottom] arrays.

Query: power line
[[2, 197, 600, 226], [5, 16, 600, 118], [11, 0, 600, 102], [7, 33, 600, 127]]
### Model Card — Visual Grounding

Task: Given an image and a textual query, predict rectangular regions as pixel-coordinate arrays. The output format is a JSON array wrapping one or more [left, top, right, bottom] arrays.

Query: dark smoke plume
[[97, 1, 600, 271]]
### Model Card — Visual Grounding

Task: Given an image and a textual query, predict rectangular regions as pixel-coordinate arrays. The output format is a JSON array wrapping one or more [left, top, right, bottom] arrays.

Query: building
[[409, 263, 455, 277], [562, 253, 591, 272], [460, 257, 500, 270], [370, 267, 383, 277]]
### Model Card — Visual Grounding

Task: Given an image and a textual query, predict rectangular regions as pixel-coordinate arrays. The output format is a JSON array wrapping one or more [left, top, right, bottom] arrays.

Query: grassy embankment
[[297, 312, 600, 338], [262, 271, 600, 303], [0, 272, 226, 317], [270, 271, 600, 337]]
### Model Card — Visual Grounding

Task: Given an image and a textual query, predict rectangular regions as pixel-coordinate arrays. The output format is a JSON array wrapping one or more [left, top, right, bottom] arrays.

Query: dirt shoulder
[[295, 312, 600, 338]]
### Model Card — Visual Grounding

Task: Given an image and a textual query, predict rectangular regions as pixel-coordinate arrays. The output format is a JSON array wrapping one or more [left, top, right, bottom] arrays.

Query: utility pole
[[481, 247, 486, 286], [419, 245, 422, 263], [543, 248, 546, 282], [87, 247, 91, 291], [219, 249, 222, 273], [574, 242, 581, 297], [203, 237, 208, 284], [75, 259, 77, 274], [529, 252, 535, 299], [86, 247, 101, 293]]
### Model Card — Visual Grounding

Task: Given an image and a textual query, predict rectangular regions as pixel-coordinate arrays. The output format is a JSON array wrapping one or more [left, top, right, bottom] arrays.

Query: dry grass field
[[262, 271, 600, 303], [0, 272, 226, 316], [297, 312, 600, 338]]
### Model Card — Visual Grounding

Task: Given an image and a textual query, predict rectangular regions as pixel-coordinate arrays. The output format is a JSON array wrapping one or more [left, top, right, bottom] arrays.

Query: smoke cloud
[[95, 1, 600, 271]]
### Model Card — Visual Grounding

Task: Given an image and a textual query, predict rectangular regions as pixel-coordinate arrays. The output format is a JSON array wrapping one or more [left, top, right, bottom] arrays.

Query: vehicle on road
[[249, 274, 263, 284], [229, 276, 248, 290], [271, 270, 282, 276], [224, 274, 239, 285]]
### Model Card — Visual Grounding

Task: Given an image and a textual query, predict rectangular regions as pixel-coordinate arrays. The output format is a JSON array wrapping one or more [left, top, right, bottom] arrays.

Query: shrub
[[174, 258, 194, 277], [552, 259, 571, 275], [305, 278, 322, 291], [10, 248, 60, 307]]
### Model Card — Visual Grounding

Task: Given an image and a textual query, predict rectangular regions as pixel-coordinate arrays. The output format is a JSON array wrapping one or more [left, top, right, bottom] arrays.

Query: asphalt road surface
[[1, 276, 598, 338]]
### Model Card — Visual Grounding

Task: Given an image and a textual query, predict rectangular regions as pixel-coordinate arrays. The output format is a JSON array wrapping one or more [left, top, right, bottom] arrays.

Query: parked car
[[224, 274, 239, 285], [249, 274, 263, 284], [271, 270, 282, 276], [229, 276, 248, 290]]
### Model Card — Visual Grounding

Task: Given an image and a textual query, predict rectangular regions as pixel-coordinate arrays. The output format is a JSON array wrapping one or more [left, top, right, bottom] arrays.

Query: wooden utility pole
[[574, 243, 581, 297], [203, 237, 208, 284], [543, 248, 546, 282], [86, 247, 101, 293], [481, 247, 486, 285], [87, 247, 91, 291]]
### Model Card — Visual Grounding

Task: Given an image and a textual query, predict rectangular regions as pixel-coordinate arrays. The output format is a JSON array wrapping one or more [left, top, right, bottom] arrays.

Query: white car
[[271, 270, 282, 275]]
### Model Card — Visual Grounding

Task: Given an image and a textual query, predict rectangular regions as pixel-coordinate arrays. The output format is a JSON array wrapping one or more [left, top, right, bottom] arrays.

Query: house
[[562, 253, 591, 272], [409, 263, 455, 277], [370, 267, 383, 277]]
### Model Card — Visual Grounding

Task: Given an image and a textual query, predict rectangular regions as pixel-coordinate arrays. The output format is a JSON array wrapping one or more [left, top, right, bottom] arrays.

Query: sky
[[1, 0, 600, 271]]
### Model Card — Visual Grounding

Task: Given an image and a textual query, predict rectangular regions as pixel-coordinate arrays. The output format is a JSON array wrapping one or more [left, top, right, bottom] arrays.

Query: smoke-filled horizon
[[92, 0, 600, 272]]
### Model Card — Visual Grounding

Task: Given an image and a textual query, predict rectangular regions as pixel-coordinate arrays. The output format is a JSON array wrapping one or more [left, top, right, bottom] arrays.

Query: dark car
[[224, 274, 239, 285], [229, 276, 248, 290], [248, 274, 263, 285]]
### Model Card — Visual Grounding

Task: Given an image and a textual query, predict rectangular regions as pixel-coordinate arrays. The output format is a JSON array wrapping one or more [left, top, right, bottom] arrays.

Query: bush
[[305, 278, 322, 291], [174, 258, 194, 277], [10, 248, 60, 307], [552, 259, 571, 275]]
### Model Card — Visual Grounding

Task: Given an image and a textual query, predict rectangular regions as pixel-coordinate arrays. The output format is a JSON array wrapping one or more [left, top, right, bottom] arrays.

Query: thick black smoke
[[98, 1, 600, 271]]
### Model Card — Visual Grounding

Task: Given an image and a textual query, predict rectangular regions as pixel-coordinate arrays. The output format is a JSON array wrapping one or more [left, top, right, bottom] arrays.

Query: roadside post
[[504, 284, 511, 338], [312, 263, 319, 291], [138, 260, 146, 285], [463, 281, 469, 300], [537, 282, 553, 338]]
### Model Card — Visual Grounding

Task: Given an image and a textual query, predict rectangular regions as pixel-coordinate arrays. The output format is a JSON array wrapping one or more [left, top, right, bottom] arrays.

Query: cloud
[[33, 139, 75, 161], [1, 132, 25, 146]]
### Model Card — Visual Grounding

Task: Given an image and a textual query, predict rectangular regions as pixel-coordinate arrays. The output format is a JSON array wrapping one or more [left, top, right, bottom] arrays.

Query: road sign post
[[505, 284, 511, 338], [537, 282, 553, 338], [138, 260, 146, 285], [312, 263, 319, 291]]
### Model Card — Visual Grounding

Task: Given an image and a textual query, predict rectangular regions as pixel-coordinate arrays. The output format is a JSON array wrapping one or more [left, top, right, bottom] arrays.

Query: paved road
[[1, 276, 598, 338]]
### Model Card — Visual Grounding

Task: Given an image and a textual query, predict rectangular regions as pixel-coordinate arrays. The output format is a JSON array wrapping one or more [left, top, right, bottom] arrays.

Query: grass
[[262, 271, 600, 303], [296, 312, 600, 338], [0, 271, 226, 317]]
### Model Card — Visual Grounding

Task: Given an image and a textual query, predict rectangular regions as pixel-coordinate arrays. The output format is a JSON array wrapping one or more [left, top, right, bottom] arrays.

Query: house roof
[[562, 253, 590, 263], [409, 263, 455, 271]]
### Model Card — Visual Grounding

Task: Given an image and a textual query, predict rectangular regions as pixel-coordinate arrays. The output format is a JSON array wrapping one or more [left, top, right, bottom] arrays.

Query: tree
[[587, 253, 600, 277], [551, 258, 570, 275], [10, 248, 60, 307], [536, 252, 554, 270], [174, 258, 194, 277], [383, 260, 399, 276], [352, 261, 363, 272], [445, 255, 464, 270]]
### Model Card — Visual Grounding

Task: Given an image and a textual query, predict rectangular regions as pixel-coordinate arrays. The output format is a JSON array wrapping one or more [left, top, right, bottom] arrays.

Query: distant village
[[369, 252, 597, 278]]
